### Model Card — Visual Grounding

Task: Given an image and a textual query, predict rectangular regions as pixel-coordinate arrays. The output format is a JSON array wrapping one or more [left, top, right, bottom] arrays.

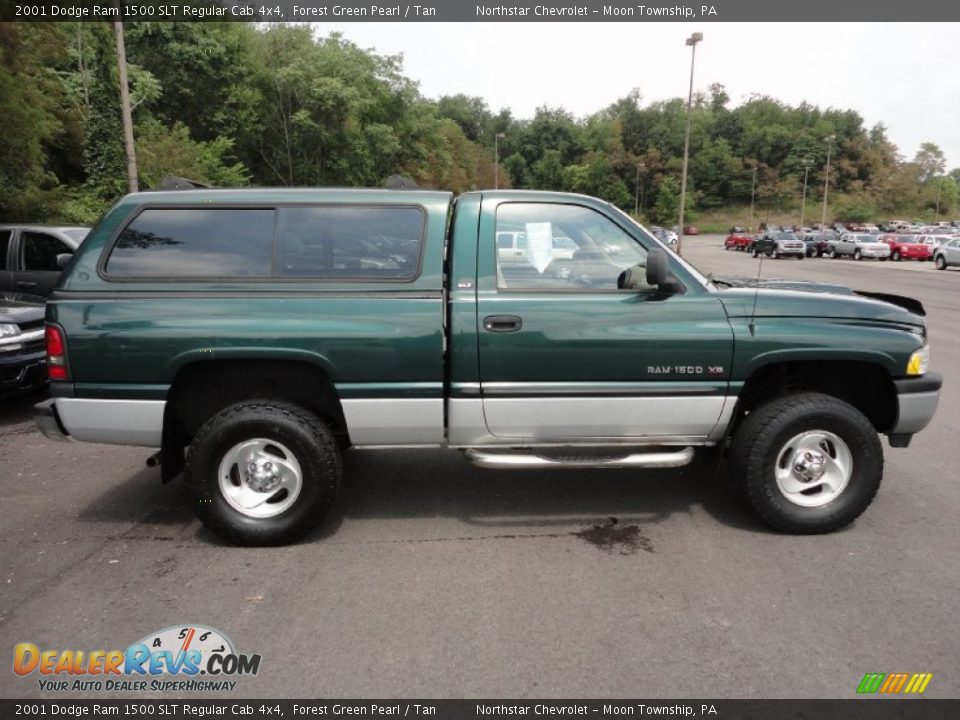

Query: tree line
[[2, 21, 958, 226]]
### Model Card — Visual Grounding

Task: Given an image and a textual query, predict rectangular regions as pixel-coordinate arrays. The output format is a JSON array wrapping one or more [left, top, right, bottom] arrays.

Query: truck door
[[475, 197, 735, 443], [0, 229, 13, 292]]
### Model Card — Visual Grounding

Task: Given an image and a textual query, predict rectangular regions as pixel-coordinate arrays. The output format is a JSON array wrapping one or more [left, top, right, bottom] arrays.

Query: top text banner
[[5, 0, 960, 22]]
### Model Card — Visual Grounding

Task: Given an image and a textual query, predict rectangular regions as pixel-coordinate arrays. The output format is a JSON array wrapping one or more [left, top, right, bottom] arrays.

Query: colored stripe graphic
[[857, 672, 933, 694], [857, 673, 885, 693]]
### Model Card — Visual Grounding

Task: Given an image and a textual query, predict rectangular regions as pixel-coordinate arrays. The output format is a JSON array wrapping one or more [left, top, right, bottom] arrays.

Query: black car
[[0, 293, 46, 399], [0, 224, 89, 297], [802, 232, 837, 257], [751, 231, 806, 259]]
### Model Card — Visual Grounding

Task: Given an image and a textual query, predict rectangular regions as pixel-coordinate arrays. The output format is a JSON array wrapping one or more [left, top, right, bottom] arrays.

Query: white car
[[917, 234, 951, 258], [828, 233, 891, 260]]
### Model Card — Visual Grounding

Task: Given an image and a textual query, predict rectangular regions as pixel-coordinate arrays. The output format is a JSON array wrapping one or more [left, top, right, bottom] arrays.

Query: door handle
[[483, 315, 523, 333], [16, 281, 37, 289]]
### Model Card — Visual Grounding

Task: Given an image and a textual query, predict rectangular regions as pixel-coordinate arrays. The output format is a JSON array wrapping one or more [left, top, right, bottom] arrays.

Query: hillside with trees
[[2, 21, 957, 226]]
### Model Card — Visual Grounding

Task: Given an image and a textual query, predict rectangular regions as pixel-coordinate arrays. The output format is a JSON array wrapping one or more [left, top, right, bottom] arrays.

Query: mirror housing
[[56, 253, 73, 270], [645, 248, 683, 294]]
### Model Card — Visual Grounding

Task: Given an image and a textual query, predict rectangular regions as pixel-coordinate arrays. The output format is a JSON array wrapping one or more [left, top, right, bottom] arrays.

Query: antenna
[[749, 240, 764, 336]]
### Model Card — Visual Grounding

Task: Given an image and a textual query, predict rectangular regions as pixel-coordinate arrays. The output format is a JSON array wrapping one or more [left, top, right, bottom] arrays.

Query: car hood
[[0, 294, 45, 325], [711, 277, 925, 328]]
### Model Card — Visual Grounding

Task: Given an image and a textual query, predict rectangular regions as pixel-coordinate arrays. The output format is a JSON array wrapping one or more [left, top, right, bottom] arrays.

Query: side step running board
[[465, 447, 694, 469]]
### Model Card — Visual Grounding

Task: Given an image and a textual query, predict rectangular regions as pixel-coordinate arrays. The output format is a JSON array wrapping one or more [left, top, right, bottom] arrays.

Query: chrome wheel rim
[[774, 430, 853, 508], [218, 439, 303, 518]]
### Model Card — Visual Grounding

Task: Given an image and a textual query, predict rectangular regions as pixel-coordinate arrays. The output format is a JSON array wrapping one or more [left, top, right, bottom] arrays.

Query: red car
[[879, 234, 930, 261], [723, 228, 753, 251]]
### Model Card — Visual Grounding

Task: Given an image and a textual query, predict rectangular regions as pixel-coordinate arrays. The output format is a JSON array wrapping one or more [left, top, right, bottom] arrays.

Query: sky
[[311, 22, 960, 170]]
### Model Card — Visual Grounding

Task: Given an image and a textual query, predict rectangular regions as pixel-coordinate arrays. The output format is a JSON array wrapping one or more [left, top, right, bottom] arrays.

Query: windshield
[[606, 204, 710, 287]]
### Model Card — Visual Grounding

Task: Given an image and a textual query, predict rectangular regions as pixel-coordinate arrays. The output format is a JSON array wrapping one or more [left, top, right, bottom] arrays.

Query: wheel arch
[[159, 358, 349, 482], [727, 358, 898, 440]]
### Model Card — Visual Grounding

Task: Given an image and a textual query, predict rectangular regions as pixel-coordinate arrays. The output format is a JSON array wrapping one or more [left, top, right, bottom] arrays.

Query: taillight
[[45, 326, 68, 381]]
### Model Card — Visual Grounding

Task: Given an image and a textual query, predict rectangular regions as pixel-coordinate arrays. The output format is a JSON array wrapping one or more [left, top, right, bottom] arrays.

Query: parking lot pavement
[[1, 239, 958, 699]]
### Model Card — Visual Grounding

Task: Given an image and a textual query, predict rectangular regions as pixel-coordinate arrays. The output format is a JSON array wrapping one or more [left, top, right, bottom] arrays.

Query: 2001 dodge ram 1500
[[34, 189, 942, 545]]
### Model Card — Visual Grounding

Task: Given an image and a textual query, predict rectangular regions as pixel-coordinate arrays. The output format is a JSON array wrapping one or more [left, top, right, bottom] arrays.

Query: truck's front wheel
[[185, 401, 342, 546], [728, 393, 882, 533]]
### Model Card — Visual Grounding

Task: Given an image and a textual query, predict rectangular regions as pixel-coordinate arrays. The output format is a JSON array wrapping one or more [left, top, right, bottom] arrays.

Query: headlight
[[906, 345, 929, 376], [0, 324, 20, 338]]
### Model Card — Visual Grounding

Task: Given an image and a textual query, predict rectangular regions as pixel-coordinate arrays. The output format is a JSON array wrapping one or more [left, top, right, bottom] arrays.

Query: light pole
[[494, 132, 505, 189], [935, 179, 943, 219], [799, 157, 812, 228], [749, 163, 757, 232], [634, 162, 646, 215], [677, 31, 703, 255], [821, 135, 836, 230]]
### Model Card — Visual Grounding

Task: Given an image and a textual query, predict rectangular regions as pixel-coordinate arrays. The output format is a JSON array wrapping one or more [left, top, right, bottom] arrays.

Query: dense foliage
[[2, 21, 957, 225]]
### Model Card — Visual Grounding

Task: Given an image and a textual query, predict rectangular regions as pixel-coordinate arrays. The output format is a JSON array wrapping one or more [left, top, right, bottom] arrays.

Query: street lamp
[[494, 132, 506, 189], [676, 31, 703, 255], [748, 162, 758, 232], [935, 178, 943, 219], [799, 157, 813, 228], [634, 162, 646, 215], [821, 135, 836, 230]]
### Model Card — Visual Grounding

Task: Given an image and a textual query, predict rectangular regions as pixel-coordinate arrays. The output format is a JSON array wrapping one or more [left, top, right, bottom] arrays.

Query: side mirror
[[645, 248, 683, 294], [56, 253, 73, 270]]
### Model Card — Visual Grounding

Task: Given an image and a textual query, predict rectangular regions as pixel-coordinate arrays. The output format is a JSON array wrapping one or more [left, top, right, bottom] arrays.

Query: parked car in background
[[933, 237, 960, 270], [829, 233, 891, 260], [801, 232, 835, 257], [879, 234, 930, 262], [752, 231, 805, 259], [0, 292, 46, 399], [683, 225, 699, 235], [0, 225, 89, 297], [723, 228, 753, 251], [917, 235, 950, 258], [648, 226, 678, 247]]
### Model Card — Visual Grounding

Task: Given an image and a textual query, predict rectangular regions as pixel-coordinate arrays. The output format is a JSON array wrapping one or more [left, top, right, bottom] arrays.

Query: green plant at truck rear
[[34, 187, 941, 545]]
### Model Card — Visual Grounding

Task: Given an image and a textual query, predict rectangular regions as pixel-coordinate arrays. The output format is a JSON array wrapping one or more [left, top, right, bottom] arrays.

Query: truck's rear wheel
[[185, 401, 341, 546], [728, 392, 882, 533]]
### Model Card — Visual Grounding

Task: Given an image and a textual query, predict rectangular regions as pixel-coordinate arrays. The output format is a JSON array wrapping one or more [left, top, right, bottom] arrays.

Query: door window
[[0, 230, 11, 270], [495, 203, 649, 291], [21, 232, 70, 272]]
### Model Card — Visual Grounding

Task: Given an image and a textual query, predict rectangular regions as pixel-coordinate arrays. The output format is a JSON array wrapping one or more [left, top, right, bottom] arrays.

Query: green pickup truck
[[34, 189, 941, 545]]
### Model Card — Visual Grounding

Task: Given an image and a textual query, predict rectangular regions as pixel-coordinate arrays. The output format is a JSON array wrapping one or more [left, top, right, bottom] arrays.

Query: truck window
[[106, 208, 275, 277], [495, 203, 649, 291], [276, 206, 424, 280]]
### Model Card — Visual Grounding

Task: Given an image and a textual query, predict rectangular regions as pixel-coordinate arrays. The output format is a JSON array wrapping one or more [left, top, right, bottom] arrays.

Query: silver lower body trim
[[465, 447, 694, 469], [891, 391, 940, 434], [54, 398, 165, 447], [482, 395, 730, 441], [341, 398, 444, 446]]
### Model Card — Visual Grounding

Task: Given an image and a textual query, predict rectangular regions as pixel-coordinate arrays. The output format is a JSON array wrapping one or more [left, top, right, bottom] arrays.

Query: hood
[[711, 277, 925, 328], [0, 294, 45, 325]]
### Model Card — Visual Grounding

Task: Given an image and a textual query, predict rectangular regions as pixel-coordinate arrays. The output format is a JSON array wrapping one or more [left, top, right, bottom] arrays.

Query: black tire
[[854, 249, 862, 260], [727, 392, 882, 534], [935, 255, 946, 270], [893, 251, 901, 261], [185, 401, 342, 546], [752, 245, 760, 258], [773, 248, 780, 259], [829, 247, 837, 258]]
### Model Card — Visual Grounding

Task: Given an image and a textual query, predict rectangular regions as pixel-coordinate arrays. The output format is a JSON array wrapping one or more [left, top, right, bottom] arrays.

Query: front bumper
[[0, 350, 46, 398], [890, 372, 942, 436]]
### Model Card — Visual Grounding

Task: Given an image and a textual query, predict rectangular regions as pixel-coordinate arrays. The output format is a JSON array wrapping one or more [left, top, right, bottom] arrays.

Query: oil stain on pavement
[[573, 517, 654, 555]]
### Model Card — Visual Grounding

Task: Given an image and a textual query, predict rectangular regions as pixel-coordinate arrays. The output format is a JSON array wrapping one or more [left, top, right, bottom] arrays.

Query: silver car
[[934, 237, 960, 270], [828, 233, 891, 260]]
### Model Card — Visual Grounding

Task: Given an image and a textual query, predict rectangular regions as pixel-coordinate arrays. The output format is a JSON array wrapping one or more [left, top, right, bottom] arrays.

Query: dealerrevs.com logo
[[13, 625, 261, 693]]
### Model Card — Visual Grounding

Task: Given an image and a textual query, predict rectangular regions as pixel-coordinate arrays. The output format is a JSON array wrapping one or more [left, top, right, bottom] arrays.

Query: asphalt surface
[[1, 235, 958, 700]]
